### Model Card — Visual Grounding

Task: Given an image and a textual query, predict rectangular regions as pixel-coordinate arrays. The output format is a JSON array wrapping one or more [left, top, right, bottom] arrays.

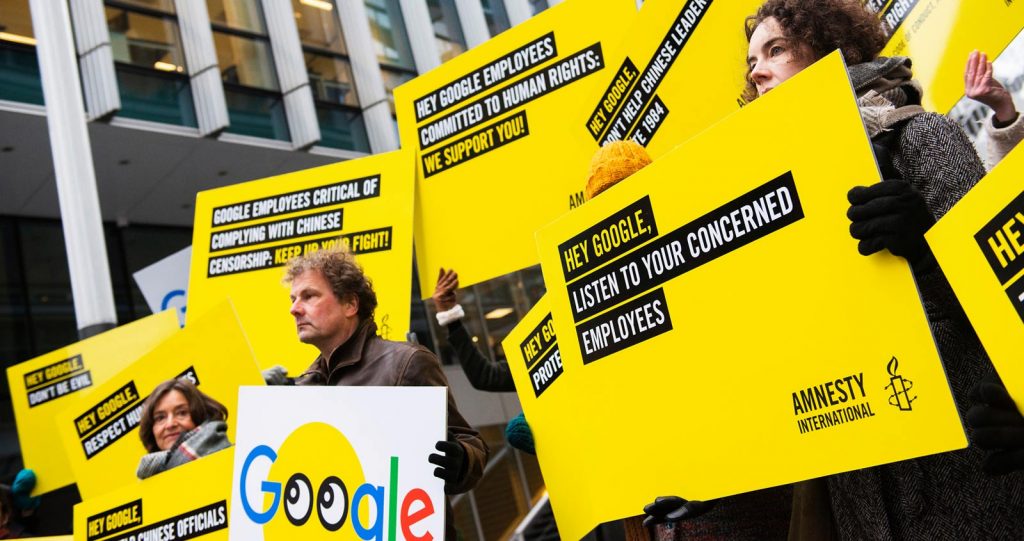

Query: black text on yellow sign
[[76, 366, 199, 460], [87, 499, 226, 541], [86, 499, 142, 541], [588, 0, 710, 146], [520, 314, 563, 397], [9, 311, 180, 496], [206, 226, 393, 278], [791, 371, 875, 435], [564, 173, 803, 362], [865, 0, 921, 38], [205, 175, 384, 278], [422, 112, 529, 178], [975, 190, 1024, 322], [415, 42, 605, 171], [25, 354, 91, 408]]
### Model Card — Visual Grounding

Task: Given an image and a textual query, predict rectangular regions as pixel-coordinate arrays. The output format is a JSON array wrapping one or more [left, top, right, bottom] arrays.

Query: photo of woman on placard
[[136, 379, 232, 480]]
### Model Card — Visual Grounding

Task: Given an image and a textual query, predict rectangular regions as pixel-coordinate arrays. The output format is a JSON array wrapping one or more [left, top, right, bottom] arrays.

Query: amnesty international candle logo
[[885, 356, 916, 411]]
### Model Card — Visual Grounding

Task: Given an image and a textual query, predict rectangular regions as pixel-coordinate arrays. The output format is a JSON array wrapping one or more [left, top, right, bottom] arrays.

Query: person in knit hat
[[584, 139, 653, 200]]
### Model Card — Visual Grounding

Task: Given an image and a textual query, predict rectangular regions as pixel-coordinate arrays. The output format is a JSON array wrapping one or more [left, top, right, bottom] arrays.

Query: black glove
[[429, 440, 467, 494], [967, 371, 1024, 475], [847, 180, 936, 268], [641, 496, 717, 528]]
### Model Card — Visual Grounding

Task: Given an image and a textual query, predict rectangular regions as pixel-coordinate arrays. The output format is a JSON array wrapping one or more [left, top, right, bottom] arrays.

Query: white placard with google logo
[[229, 386, 447, 541]]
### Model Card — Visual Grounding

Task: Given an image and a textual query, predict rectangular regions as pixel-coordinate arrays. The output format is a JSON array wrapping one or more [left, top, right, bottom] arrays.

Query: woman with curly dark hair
[[643, 0, 1024, 539], [136, 378, 231, 479]]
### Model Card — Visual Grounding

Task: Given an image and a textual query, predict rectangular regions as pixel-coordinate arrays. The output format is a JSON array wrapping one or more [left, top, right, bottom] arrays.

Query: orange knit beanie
[[584, 140, 652, 201]]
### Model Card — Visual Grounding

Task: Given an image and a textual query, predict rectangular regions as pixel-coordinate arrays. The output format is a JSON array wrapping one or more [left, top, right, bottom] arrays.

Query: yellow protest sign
[[530, 53, 965, 540], [186, 150, 414, 373], [928, 146, 1024, 406], [394, 0, 637, 294], [578, 0, 763, 158], [868, 0, 1024, 113], [56, 302, 263, 500], [502, 296, 564, 402], [6, 311, 179, 495], [73, 448, 233, 541]]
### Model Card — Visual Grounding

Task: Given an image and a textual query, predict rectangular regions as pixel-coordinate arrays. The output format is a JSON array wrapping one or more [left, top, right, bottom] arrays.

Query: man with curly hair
[[284, 247, 488, 541]]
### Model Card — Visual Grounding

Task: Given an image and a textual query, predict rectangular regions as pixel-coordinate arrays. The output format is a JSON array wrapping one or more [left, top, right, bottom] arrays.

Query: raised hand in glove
[[642, 496, 717, 528], [12, 469, 40, 512], [967, 370, 1024, 475], [429, 440, 468, 494], [847, 180, 936, 268]]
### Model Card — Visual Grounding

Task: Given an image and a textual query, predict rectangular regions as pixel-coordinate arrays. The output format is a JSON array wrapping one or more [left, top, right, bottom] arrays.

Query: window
[[208, 0, 290, 140], [529, 0, 547, 16], [0, 0, 43, 104], [105, 1, 196, 126], [427, 0, 466, 63], [293, 0, 369, 151], [364, 0, 417, 113], [480, 0, 510, 37]]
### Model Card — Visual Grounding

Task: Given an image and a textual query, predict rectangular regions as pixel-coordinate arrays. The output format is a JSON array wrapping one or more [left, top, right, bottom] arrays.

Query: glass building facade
[[208, 0, 290, 140], [106, 0, 198, 126]]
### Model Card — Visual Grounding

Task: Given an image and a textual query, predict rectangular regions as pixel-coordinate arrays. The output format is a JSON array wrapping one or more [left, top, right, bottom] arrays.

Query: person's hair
[[742, 0, 887, 103], [138, 379, 227, 453], [284, 247, 377, 320]]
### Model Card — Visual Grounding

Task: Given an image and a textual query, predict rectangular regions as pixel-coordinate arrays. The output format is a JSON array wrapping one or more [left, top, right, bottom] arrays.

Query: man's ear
[[342, 295, 360, 318]]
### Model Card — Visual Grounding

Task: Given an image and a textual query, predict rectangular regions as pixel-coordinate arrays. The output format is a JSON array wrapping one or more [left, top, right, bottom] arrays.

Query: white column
[[29, 0, 117, 337], [175, 0, 230, 136], [398, 0, 441, 73], [336, 0, 400, 152], [68, 0, 120, 120], [260, 0, 320, 148], [502, 0, 532, 26], [453, 0, 490, 47], [546, 0, 561, 6]]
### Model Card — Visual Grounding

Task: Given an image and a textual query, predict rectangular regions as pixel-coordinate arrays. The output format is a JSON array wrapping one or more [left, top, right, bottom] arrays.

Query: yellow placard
[[394, 0, 637, 295], [186, 150, 414, 373], [575, 0, 763, 158], [6, 311, 180, 495], [529, 53, 965, 540], [56, 302, 263, 500], [927, 145, 1024, 407], [73, 448, 233, 541], [869, 0, 1024, 113]]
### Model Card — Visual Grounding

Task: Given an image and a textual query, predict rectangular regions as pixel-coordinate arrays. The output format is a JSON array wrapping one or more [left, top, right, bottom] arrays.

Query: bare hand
[[965, 50, 1016, 123], [432, 268, 459, 312]]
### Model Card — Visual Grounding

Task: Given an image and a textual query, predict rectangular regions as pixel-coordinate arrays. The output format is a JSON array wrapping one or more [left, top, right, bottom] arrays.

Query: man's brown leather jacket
[[295, 319, 488, 494]]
